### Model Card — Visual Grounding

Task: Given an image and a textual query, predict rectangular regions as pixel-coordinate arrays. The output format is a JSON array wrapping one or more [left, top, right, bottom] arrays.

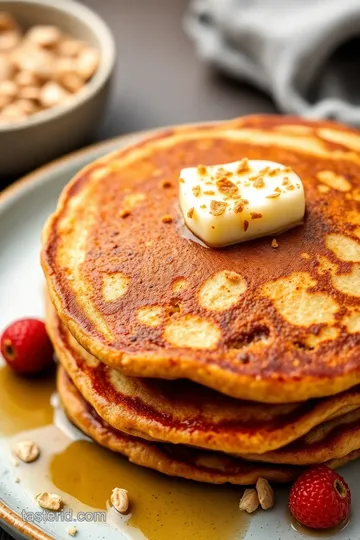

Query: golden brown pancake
[[42, 116, 360, 403], [57, 365, 360, 484], [46, 297, 360, 457]]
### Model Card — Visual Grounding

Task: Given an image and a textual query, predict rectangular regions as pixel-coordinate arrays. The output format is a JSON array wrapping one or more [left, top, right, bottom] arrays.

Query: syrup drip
[[0, 365, 249, 540]]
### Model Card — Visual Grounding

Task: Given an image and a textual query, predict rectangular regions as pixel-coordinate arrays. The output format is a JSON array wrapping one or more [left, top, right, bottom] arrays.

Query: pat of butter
[[179, 159, 305, 247]]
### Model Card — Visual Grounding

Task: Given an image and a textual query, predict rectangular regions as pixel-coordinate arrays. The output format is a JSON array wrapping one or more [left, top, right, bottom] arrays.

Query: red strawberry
[[289, 465, 351, 529], [1, 318, 54, 375]]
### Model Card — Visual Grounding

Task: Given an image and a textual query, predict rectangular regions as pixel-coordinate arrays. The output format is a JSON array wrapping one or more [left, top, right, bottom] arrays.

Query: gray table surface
[[0, 0, 274, 538]]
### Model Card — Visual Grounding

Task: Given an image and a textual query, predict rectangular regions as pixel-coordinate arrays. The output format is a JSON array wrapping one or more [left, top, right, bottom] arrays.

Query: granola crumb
[[187, 208, 195, 219], [161, 215, 173, 223], [67, 526, 77, 537], [271, 239, 279, 248], [13, 441, 40, 463]]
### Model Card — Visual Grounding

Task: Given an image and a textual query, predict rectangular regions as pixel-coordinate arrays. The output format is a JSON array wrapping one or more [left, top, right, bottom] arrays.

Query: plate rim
[[0, 129, 153, 540]]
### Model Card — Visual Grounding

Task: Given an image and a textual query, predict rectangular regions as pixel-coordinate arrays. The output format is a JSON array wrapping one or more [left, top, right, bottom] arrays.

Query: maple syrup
[[0, 365, 249, 540], [288, 511, 350, 537]]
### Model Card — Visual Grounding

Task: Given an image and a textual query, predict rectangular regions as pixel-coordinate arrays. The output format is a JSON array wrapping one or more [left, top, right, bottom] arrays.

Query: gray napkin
[[185, 0, 360, 125]]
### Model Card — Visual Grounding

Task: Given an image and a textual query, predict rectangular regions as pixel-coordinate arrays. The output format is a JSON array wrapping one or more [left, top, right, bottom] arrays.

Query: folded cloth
[[185, 0, 360, 125]]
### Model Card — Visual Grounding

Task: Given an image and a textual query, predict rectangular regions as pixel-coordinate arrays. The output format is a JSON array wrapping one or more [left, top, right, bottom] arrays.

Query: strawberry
[[289, 465, 351, 529], [1, 318, 54, 375]]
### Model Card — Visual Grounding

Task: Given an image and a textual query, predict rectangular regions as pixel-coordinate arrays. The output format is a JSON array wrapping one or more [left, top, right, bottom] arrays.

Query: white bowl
[[0, 0, 116, 176]]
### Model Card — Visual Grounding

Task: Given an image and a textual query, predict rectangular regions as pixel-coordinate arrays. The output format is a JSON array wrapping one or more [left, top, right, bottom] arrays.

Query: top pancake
[[41, 115, 360, 403]]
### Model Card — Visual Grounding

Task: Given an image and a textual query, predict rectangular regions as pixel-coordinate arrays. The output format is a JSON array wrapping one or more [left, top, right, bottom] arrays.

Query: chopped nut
[[13, 441, 40, 463], [243, 220, 249, 231], [111, 488, 129, 514], [282, 177, 290, 186], [14, 70, 39, 87], [210, 200, 227, 216], [66, 526, 77, 537], [287, 185, 295, 191], [187, 208, 195, 219], [250, 212, 262, 220], [192, 185, 201, 197], [239, 489, 259, 513], [200, 204, 206, 209], [236, 158, 250, 173], [274, 187, 281, 193], [76, 47, 99, 80], [18, 86, 40, 101], [161, 214, 173, 223], [60, 72, 84, 93], [197, 164, 207, 175], [0, 31, 21, 52], [271, 239, 279, 248], [253, 177, 265, 188], [256, 478, 274, 510], [39, 81, 68, 108], [203, 190, 215, 196], [266, 193, 281, 199], [234, 202, 244, 214], [0, 55, 14, 83], [216, 177, 239, 198], [57, 38, 85, 58], [269, 168, 280, 176], [161, 180, 172, 188], [225, 271, 242, 282], [36, 492, 63, 511], [119, 208, 131, 218], [259, 167, 270, 174], [26, 25, 62, 49]]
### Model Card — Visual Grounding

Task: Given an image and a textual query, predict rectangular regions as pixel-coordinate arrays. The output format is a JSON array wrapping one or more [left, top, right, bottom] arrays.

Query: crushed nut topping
[[197, 165, 207, 175], [36, 492, 63, 511], [119, 209, 131, 218], [111, 488, 129, 514], [203, 190, 215, 195], [192, 185, 201, 197], [250, 212, 262, 219], [234, 202, 244, 214], [67, 526, 77, 537], [253, 177, 265, 188], [287, 185, 295, 190], [271, 239, 279, 248], [274, 187, 281, 193], [239, 489, 260, 513], [259, 167, 270, 174], [200, 204, 206, 209], [187, 208, 195, 219], [236, 158, 250, 173], [266, 193, 281, 199], [179, 178, 185, 183], [256, 478, 274, 510], [161, 215, 173, 223], [13, 441, 40, 463], [269, 168, 281, 176], [225, 271, 242, 282], [243, 220, 249, 231], [161, 180, 172, 188], [282, 177, 290, 186], [216, 177, 239, 198], [210, 200, 227, 216]]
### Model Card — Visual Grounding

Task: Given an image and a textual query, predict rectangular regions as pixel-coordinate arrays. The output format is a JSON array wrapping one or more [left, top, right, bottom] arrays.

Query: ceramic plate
[[0, 132, 357, 540]]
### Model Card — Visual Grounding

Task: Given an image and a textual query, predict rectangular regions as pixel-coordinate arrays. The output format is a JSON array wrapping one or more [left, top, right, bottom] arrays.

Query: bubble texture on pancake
[[42, 116, 360, 402], [57, 365, 360, 484], [46, 299, 360, 456]]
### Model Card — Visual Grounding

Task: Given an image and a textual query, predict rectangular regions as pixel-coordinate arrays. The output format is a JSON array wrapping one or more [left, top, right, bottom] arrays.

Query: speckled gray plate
[[0, 132, 357, 540]]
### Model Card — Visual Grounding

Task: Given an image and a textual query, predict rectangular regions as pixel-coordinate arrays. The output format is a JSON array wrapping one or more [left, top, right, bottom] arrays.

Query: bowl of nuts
[[0, 0, 115, 176]]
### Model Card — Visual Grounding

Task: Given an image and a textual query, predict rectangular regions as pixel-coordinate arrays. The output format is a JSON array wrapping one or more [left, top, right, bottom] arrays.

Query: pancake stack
[[41, 115, 360, 485]]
